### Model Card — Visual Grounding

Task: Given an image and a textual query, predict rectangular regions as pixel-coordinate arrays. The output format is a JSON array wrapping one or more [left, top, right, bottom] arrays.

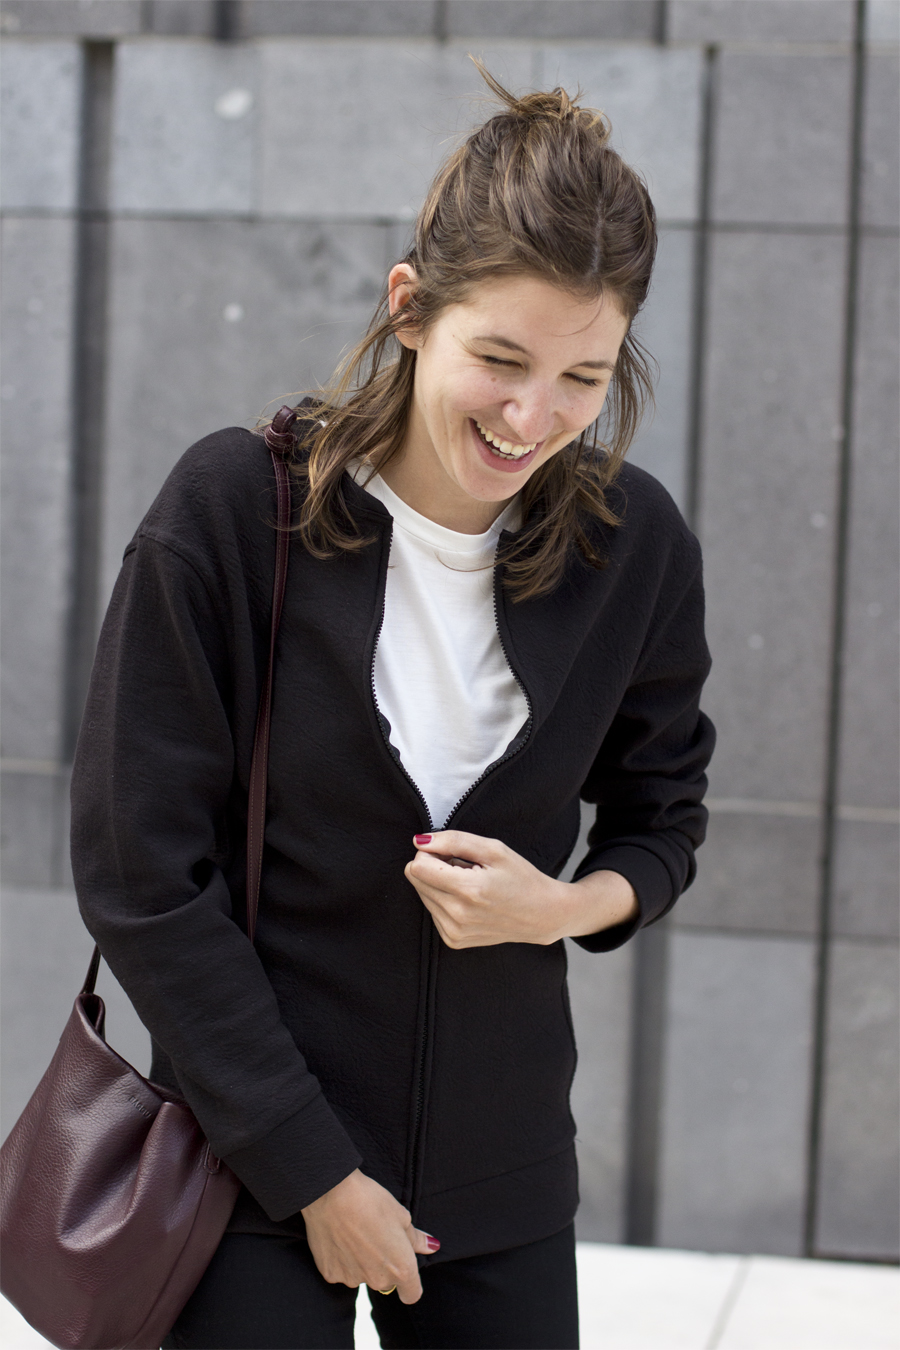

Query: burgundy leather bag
[[0, 414, 297, 1350]]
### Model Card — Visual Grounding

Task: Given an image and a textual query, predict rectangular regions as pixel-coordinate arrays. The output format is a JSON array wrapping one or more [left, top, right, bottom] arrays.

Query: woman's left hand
[[404, 831, 638, 949]]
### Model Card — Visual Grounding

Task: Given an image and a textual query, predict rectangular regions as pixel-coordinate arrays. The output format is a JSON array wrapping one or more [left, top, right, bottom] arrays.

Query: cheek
[[567, 385, 611, 429], [443, 369, 508, 415]]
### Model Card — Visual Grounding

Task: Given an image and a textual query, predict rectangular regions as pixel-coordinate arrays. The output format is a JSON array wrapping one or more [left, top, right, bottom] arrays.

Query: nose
[[501, 383, 558, 445]]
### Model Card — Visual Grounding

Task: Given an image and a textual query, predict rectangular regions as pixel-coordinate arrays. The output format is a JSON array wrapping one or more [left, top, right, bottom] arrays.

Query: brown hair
[[281, 63, 657, 601]]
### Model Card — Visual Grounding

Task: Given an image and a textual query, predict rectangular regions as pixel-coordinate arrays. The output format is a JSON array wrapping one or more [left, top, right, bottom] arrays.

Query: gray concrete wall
[[2, 0, 897, 1262]]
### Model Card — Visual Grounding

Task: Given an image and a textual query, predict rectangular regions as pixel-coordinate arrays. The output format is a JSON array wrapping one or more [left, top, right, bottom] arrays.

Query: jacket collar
[[338, 468, 620, 740]]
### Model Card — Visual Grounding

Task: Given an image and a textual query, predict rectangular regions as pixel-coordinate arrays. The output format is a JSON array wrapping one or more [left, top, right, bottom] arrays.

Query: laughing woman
[[71, 70, 715, 1350]]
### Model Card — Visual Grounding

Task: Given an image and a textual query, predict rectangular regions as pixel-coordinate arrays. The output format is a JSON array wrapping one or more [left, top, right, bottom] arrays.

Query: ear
[[388, 263, 421, 350]]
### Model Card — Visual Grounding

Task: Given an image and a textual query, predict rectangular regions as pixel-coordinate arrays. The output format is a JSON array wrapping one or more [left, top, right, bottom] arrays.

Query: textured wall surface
[[2, 0, 897, 1262]]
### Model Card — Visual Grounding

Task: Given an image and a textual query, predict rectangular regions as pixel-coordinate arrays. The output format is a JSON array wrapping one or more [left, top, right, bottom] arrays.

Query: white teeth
[[474, 421, 535, 460]]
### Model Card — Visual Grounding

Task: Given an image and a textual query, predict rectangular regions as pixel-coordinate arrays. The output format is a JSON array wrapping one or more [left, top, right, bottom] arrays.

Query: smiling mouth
[[473, 419, 538, 461]]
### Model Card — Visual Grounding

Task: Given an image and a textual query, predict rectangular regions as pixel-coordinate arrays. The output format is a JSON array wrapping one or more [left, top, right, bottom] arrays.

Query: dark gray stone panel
[[0, 39, 81, 211], [657, 930, 815, 1255], [832, 818, 900, 941], [559, 797, 593, 886], [545, 803, 636, 1243], [386, 218, 416, 267], [567, 939, 634, 1243], [245, 1, 438, 37], [836, 236, 900, 810], [446, 1, 658, 40], [1, 886, 150, 1142], [711, 50, 853, 226], [542, 46, 703, 223], [627, 226, 695, 510], [1, 216, 77, 762], [674, 809, 822, 936], [0, 0, 142, 36], [0, 771, 69, 888], [862, 52, 900, 229], [815, 940, 900, 1260], [144, 0, 217, 36], [258, 39, 535, 219], [111, 39, 259, 214], [668, 0, 855, 43], [698, 231, 845, 802], [98, 217, 389, 605]]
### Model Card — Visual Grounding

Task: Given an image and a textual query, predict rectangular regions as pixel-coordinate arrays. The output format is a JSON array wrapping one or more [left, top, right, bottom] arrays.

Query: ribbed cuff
[[222, 1091, 363, 1221], [571, 843, 674, 953]]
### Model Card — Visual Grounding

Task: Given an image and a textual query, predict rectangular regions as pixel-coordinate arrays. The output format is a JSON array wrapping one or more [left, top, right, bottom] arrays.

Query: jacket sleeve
[[570, 534, 715, 953], [70, 532, 362, 1220]]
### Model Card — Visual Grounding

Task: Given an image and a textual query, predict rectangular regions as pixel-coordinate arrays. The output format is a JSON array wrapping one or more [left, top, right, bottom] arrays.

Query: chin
[[459, 464, 524, 502]]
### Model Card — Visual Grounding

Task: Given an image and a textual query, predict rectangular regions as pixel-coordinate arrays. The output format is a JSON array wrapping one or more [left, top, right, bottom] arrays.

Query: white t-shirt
[[352, 466, 529, 829]]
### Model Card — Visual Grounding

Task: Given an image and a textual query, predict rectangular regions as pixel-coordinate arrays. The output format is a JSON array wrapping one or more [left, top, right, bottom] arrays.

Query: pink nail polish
[[425, 1235, 441, 1251], [415, 834, 432, 846]]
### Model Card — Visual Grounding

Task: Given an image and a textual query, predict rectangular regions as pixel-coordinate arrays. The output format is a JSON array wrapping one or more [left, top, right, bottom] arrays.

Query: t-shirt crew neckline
[[350, 464, 522, 555]]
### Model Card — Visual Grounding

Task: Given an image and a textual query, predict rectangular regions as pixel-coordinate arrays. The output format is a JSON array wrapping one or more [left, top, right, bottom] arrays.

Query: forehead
[[447, 273, 628, 348]]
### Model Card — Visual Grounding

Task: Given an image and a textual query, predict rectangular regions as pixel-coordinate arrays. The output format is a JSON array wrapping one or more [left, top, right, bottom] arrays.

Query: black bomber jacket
[[71, 425, 715, 1263]]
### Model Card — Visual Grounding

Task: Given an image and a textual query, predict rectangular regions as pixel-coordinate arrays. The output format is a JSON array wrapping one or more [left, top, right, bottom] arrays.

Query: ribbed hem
[[571, 843, 674, 952], [412, 1145, 579, 1265], [222, 1092, 362, 1221]]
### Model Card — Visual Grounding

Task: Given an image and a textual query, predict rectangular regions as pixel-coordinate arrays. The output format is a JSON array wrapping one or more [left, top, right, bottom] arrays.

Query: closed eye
[[481, 353, 602, 388]]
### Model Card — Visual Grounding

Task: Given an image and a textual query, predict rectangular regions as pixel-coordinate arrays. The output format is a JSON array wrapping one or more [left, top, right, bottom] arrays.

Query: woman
[[71, 71, 714, 1349]]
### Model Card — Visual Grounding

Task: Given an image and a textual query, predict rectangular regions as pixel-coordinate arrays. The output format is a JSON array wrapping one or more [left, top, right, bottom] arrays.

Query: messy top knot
[[480, 68, 611, 136], [285, 61, 658, 602]]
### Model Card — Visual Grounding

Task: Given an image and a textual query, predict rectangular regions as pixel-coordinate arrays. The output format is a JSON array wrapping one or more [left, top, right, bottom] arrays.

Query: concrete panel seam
[[684, 42, 717, 530], [709, 221, 850, 235], [705, 1257, 752, 1350], [837, 804, 900, 823], [624, 920, 670, 1243], [64, 41, 115, 759], [671, 925, 833, 944], [705, 798, 900, 822], [687, 42, 856, 57], [805, 0, 870, 1259], [0, 211, 716, 232], [707, 797, 821, 817], [0, 759, 62, 775]]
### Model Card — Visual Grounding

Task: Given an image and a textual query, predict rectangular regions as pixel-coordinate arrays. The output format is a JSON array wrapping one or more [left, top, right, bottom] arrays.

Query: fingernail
[[414, 834, 432, 846], [425, 1235, 441, 1251]]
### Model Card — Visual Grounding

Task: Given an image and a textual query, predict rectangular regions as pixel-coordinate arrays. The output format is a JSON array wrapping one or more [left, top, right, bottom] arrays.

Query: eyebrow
[[473, 333, 616, 372]]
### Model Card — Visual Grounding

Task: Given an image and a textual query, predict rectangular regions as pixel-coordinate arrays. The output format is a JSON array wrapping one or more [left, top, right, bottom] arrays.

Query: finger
[[413, 830, 500, 866], [407, 851, 479, 892], [396, 1269, 424, 1305], [409, 1227, 441, 1256]]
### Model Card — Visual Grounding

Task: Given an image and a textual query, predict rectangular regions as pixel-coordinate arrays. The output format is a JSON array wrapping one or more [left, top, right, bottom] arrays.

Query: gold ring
[[377, 1286, 396, 1296]]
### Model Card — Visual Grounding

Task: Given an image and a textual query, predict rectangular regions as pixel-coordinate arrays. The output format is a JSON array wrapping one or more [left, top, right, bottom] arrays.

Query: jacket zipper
[[371, 532, 535, 1214], [369, 593, 434, 833], [367, 540, 434, 1209]]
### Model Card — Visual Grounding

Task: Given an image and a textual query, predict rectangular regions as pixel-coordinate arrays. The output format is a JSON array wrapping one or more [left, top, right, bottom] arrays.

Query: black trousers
[[161, 1223, 578, 1349]]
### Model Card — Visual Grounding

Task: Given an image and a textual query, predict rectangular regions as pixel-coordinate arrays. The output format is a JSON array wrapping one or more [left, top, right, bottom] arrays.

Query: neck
[[378, 419, 511, 535]]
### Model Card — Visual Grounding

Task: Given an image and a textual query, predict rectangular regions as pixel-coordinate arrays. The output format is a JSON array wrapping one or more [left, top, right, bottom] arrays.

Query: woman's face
[[388, 267, 630, 527]]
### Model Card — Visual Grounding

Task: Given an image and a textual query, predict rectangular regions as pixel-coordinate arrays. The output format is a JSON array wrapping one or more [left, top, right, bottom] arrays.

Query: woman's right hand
[[300, 1169, 439, 1304]]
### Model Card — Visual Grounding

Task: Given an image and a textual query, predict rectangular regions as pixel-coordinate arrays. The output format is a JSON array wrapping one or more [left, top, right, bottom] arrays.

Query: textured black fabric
[[161, 1225, 578, 1350], [71, 427, 714, 1259], [369, 1223, 579, 1349]]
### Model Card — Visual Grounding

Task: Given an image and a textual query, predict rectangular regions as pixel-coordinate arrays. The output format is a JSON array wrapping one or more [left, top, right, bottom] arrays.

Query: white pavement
[[2, 1242, 897, 1350]]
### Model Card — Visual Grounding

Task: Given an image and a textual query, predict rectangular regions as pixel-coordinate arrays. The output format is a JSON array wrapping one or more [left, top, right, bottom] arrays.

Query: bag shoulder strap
[[82, 408, 297, 993]]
